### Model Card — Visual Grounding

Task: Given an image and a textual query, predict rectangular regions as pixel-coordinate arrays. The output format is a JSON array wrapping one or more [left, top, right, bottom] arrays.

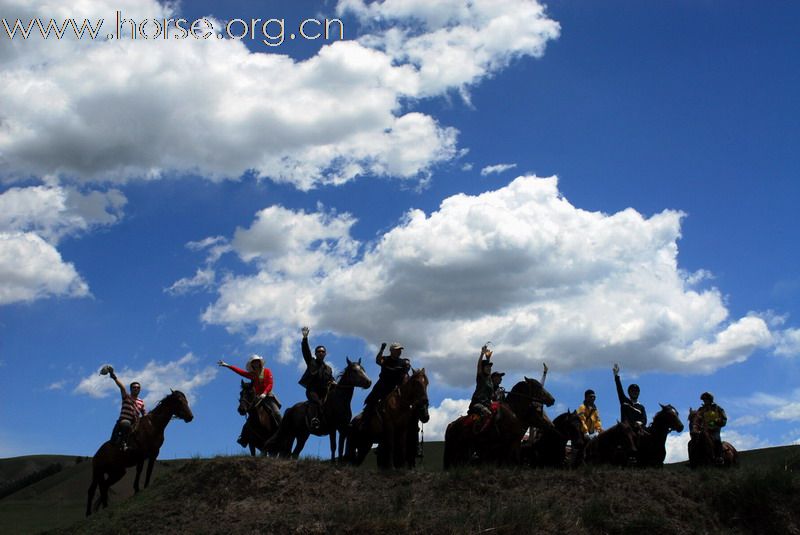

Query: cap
[[389, 343, 404, 351], [491, 371, 505, 378], [700, 391, 714, 401], [584, 389, 596, 398]]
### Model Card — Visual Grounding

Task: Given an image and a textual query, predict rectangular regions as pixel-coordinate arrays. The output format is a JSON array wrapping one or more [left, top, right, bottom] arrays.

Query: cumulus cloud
[[188, 175, 780, 384], [0, 232, 89, 304], [74, 353, 217, 406], [665, 432, 690, 463], [480, 163, 517, 176], [0, 0, 559, 189], [426, 398, 469, 440], [774, 328, 800, 356], [0, 184, 126, 305], [0, 185, 126, 243]]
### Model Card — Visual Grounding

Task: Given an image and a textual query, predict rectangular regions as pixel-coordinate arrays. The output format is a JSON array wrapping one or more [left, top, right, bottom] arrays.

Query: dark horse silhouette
[[523, 410, 586, 468], [688, 408, 738, 468], [583, 420, 639, 466], [635, 403, 684, 467], [237, 380, 280, 456], [267, 357, 372, 460], [346, 368, 429, 469], [86, 390, 193, 516], [443, 377, 555, 469]]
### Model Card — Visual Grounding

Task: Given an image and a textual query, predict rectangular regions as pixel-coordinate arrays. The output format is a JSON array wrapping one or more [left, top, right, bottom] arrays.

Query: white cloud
[[74, 353, 218, 407], [425, 397, 469, 440], [0, 185, 126, 243], [0, 184, 126, 305], [165, 268, 216, 296], [0, 232, 89, 304], [774, 328, 800, 356], [734, 389, 800, 423], [194, 175, 782, 385], [480, 163, 517, 176], [47, 380, 66, 391], [0, 0, 559, 189], [665, 432, 690, 463], [339, 0, 560, 96]]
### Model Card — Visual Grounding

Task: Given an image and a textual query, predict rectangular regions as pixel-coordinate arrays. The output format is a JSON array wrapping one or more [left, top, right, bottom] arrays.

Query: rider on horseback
[[100, 365, 146, 451], [299, 326, 334, 431], [612, 363, 647, 431], [468, 345, 495, 433], [362, 342, 410, 427], [696, 391, 727, 464], [219, 354, 281, 445], [577, 389, 603, 439]]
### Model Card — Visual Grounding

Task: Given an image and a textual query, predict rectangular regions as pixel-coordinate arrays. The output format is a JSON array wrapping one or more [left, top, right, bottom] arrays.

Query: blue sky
[[1, 0, 798, 462]]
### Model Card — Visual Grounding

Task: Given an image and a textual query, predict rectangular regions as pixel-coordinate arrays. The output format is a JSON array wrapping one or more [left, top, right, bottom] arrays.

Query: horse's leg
[[101, 467, 126, 508], [337, 428, 348, 462], [329, 430, 336, 462], [292, 430, 310, 458], [134, 459, 144, 493], [144, 454, 158, 488], [86, 472, 99, 516]]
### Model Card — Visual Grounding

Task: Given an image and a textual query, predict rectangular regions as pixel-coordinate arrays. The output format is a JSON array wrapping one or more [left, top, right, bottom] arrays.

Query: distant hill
[[2, 444, 799, 534]]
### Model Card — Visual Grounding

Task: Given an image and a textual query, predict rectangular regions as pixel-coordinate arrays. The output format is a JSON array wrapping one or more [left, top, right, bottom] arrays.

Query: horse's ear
[[170, 388, 174, 394], [357, 357, 362, 364], [346, 356, 352, 365], [524, 375, 530, 381]]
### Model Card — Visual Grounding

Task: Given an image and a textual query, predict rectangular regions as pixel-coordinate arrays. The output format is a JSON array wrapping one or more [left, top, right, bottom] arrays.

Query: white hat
[[246, 354, 265, 372]]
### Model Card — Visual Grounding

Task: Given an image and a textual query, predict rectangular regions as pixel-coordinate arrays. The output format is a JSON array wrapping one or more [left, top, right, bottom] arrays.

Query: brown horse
[[688, 408, 738, 468], [346, 368, 429, 469], [583, 420, 639, 466], [86, 390, 193, 516], [443, 377, 555, 469], [523, 410, 586, 468], [237, 381, 280, 456], [635, 403, 684, 467], [266, 357, 372, 460]]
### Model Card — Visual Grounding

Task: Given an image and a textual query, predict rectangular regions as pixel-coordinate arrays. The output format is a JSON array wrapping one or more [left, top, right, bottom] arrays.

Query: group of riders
[[100, 332, 728, 464]]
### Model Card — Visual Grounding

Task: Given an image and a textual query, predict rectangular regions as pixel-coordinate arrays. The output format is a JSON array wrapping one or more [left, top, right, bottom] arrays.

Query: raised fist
[[301, 326, 310, 338], [612, 363, 620, 375]]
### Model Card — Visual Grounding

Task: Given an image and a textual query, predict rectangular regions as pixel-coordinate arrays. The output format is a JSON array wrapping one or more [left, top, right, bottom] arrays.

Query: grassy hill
[[2, 444, 799, 534]]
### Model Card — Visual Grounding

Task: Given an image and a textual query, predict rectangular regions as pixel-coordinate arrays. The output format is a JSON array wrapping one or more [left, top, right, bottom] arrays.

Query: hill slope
[[50, 449, 800, 535]]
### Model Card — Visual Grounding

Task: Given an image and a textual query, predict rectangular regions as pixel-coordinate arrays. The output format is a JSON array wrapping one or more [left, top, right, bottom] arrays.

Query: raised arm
[[218, 360, 251, 380], [301, 326, 313, 366], [613, 363, 629, 404], [375, 342, 387, 365], [477, 345, 491, 375], [108, 370, 128, 399], [541, 362, 548, 386]]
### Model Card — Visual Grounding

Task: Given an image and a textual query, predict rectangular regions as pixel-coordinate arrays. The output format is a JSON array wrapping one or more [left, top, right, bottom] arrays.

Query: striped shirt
[[119, 396, 146, 423]]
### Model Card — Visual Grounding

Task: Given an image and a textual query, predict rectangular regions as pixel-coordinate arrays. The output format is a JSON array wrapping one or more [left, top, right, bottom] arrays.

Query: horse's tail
[[443, 418, 464, 470], [265, 405, 293, 456]]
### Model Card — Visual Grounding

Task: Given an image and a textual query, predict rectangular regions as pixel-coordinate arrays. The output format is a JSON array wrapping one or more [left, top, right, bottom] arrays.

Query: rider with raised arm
[[362, 341, 410, 426], [101, 365, 146, 451], [299, 326, 334, 431], [468, 345, 496, 433], [612, 363, 647, 430], [218, 355, 281, 445]]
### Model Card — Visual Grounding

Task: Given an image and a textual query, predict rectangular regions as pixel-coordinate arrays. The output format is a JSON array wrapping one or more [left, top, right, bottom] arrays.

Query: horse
[[443, 377, 555, 469], [346, 368, 429, 469], [86, 390, 193, 516], [267, 357, 372, 461], [687, 408, 738, 468], [635, 403, 684, 467], [583, 420, 639, 466], [523, 410, 586, 468], [237, 380, 280, 456]]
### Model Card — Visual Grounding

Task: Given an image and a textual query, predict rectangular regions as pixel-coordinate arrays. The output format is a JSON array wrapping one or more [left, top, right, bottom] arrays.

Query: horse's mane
[[553, 411, 575, 427], [148, 390, 186, 416]]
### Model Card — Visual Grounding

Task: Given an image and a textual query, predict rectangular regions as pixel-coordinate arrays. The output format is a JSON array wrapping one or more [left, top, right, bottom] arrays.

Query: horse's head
[[167, 390, 194, 422], [341, 357, 372, 389], [555, 410, 586, 448], [510, 377, 555, 407], [655, 403, 684, 433], [402, 368, 430, 422], [688, 407, 701, 435], [237, 380, 254, 415]]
